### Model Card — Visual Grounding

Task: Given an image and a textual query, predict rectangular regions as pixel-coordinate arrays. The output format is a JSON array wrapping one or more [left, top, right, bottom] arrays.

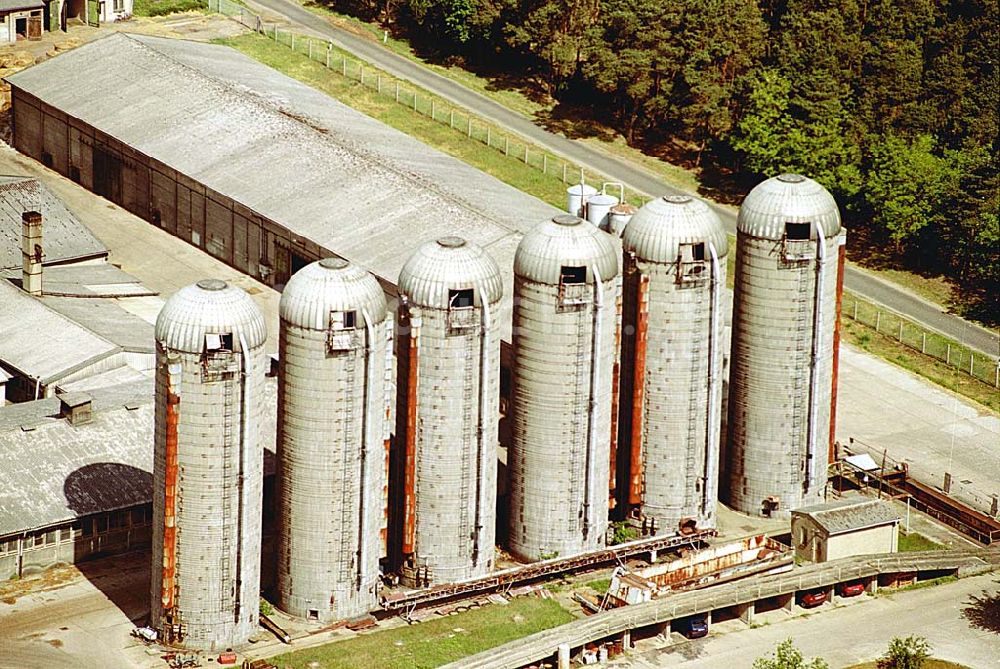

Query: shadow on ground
[[64, 463, 153, 625], [962, 580, 1000, 634]]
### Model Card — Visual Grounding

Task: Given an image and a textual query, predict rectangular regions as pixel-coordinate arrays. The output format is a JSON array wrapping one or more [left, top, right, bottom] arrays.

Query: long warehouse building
[[4, 33, 560, 335]]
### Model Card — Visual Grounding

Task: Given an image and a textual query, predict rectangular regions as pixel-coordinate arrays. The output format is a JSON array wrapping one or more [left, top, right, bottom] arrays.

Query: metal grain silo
[[509, 215, 621, 561], [394, 237, 503, 586], [150, 279, 268, 651], [724, 174, 846, 518], [276, 258, 388, 622], [618, 195, 728, 535]]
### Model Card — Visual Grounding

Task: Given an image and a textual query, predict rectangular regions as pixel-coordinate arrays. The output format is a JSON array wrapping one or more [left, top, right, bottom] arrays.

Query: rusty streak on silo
[[724, 174, 845, 518]]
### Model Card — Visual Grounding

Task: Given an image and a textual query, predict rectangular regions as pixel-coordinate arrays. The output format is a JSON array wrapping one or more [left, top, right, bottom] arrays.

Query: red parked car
[[837, 580, 866, 597], [799, 590, 828, 608]]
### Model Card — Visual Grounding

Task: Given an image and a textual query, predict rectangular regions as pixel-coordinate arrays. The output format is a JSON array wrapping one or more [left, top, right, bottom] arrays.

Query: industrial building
[[393, 238, 503, 586], [791, 498, 899, 562], [618, 195, 728, 533], [508, 215, 620, 562], [724, 174, 847, 518], [0, 380, 153, 580], [276, 259, 391, 622], [4, 32, 559, 334], [150, 279, 268, 650], [0, 181, 160, 403]]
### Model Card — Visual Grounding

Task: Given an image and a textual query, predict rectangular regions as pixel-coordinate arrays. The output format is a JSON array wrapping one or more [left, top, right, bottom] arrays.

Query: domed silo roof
[[623, 195, 728, 262], [155, 279, 267, 353], [397, 237, 504, 308], [737, 173, 841, 241], [279, 258, 387, 330], [514, 215, 620, 284]]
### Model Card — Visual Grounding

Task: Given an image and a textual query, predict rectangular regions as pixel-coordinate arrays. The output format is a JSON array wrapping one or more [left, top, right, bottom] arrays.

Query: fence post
[[326, 48, 330, 68], [995, 363, 999, 388], [395, 82, 399, 103], [468, 118, 472, 137], [543, 154, 547, 174], [524, 145, 529, 163], [946, 344, 951, 365], [563, 163, 567, 183], [853, 300, 858, 320], [414, 92, 418, 112], [431, 101, 435, 120], [898, 322, 903, 341], [360, 65, 364, 84], [875, 311, 880, 332], [377, 75, 381, 94], [291, 34, 295, 51], [505, 137, 509, 156], [921, 332, 926, 353], [970, 354, 974, 375], [580, 167, 584, 183], [343, 58, 347, 77]]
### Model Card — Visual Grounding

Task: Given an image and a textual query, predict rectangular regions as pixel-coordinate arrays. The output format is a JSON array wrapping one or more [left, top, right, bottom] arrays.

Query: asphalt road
[[243, 0, 998, 358], [617, 571, 1000, 668]]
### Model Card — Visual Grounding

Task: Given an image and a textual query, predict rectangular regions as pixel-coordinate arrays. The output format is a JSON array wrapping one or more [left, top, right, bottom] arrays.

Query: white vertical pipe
[[583, 264, 604, 540], [359, 309, 376, 590], [805, 222, 827, 493], [703, 242, 721, 514], [472, 293, 491, 566], [236, 331, 251, 622]]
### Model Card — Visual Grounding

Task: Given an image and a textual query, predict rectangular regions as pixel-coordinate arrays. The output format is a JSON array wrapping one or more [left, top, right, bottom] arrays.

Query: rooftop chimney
[[22, 210, 43, 296]]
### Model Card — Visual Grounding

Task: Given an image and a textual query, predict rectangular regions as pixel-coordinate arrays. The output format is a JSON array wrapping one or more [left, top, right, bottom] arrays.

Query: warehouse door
[[93, 146, 122, 205]]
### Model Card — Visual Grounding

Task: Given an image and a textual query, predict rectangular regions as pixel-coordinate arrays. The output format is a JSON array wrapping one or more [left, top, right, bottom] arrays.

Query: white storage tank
[[509, 215, 621, 561], [276, 258, 389, 622], [567, 183, 598, 218], [618, 195, 727, 534], [150, 279, 268, 650], [725, 174, 845, 518], [586, 193, 619, 229], [394, 237, 503, 586]]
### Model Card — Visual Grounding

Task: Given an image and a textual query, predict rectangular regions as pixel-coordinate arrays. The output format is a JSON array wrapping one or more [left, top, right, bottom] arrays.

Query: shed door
[[86, 0, 99, 25], [27, 14, 42, 39], [93, 146, 122, 205]]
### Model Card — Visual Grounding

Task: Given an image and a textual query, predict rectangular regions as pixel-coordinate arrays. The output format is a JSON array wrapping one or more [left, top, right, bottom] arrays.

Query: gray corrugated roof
[[793, 498, 900, 535], [42, 296, 155, 352], [0, 279, 121, 384], [0, 377, 278, 536], [0, 176, 107, 271], [1, 263, 157, 297], [5, 34, 563, 338]]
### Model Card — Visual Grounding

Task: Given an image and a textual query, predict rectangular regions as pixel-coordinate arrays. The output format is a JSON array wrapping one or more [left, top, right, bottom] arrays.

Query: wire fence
[[207, 0, 645, 206], [843, 294, 1000, 388]]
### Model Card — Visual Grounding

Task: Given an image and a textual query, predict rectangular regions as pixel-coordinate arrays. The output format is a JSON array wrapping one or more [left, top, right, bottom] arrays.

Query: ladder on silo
[[220, 374, 235, 610], [684, 290, 706, 511], [459, 332, 475, 555], [339, 348, 359, 580], [790, 266, 812, 489], [571, 307, 589, 534]]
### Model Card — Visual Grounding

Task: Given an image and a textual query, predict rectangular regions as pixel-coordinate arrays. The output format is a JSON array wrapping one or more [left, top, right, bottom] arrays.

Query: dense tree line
[[330, 0, 998, 323]]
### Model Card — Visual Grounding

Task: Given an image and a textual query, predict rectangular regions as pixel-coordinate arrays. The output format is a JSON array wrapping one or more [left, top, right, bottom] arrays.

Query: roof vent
[[58, 392, 93, 426]]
